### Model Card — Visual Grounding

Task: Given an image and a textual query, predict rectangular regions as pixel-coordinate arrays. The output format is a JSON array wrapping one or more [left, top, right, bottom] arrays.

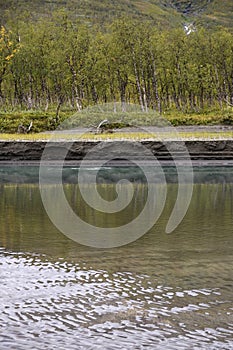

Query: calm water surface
[[0, 166, 233, 349]]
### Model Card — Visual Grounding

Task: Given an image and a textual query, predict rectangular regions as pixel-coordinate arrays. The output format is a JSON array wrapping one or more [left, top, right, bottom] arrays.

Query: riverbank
[[0, 108, 233, 133], [0, 125, 232, 141], [0, 125, 232, 162], [0, 139, 233, 162]]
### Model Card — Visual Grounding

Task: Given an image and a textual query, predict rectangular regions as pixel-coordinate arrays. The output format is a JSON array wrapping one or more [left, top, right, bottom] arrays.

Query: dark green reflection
[[0, 177, 232, 269]]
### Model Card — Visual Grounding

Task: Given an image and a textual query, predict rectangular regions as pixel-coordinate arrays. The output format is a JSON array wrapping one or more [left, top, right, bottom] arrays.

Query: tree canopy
[[0, 14, 233, 115]]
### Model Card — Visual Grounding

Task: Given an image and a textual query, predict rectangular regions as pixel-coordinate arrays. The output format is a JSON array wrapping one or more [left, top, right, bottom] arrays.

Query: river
[[0, 165, 232, 349]]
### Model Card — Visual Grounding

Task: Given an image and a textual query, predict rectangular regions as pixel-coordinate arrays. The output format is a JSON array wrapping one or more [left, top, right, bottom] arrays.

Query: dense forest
[[1, 11, 233, 117]]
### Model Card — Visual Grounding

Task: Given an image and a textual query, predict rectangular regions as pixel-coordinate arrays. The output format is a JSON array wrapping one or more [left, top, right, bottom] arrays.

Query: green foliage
[[0, 108, 233, 134], [1, 6, 233, 130], [221, 114, 233, 125], [0, 110, 71, 133]]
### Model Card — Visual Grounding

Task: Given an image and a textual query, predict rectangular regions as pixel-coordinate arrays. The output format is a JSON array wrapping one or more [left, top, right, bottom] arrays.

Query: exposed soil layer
[[0, 139, 233, 162]]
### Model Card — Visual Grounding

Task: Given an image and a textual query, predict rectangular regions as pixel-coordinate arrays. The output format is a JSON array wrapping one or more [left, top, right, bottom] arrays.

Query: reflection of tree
[[64, 183, 148, 228], [0, 182, 232, 257]]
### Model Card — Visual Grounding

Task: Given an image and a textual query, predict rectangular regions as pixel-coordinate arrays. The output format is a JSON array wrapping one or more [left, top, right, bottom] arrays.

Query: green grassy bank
[[0, 108, 233, 134]]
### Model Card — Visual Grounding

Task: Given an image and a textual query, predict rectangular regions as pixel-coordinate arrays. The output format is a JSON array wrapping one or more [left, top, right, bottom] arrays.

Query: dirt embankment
[[0, 139, 233, 162]]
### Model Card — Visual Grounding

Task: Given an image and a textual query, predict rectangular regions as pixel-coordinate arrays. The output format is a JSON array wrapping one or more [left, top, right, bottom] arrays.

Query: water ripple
[[0, 249, 232, 349]]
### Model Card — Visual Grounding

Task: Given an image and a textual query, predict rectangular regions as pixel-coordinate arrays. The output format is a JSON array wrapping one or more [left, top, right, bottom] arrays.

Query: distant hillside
[[1, 0, 233, 30], [168, 0, 212, 15], [0, 0, 181, 29], [168, 0, 233, 30]]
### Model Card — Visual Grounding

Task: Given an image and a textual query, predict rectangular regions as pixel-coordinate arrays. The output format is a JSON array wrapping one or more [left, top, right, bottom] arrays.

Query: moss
[[0, 108, 233, 135]]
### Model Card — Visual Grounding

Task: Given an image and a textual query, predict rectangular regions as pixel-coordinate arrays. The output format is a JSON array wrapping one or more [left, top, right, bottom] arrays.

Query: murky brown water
[[0, 166, 233, 349]]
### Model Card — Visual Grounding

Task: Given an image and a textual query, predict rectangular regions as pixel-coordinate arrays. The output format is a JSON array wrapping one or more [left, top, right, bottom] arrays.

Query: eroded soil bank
[[0, 139, 233, 162]]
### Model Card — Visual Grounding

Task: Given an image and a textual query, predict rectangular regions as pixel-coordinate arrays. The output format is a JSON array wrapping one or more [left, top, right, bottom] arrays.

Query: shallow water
[[0, 166, 233, 349]]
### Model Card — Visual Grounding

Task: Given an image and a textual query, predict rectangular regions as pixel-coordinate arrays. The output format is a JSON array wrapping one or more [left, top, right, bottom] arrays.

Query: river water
[[0, 165, 232, 349]]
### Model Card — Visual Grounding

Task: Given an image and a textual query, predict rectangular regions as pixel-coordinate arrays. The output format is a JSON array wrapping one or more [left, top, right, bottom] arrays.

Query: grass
[[0, 107, 233, 137], [2, 0, 233, 31], [0, 130, 232, 141], [0, 110, 70, 133]]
